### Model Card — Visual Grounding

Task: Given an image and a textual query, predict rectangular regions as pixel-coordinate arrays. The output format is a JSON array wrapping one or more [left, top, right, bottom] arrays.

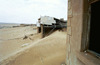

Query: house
[[37, 16, 67, 38], [65, 0, 100, 65]]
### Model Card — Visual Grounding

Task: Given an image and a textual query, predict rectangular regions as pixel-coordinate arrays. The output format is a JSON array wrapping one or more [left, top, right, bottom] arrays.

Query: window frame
[[81, 0, 100, 58]]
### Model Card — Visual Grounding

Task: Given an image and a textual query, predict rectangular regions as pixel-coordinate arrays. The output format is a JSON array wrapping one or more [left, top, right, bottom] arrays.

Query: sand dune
[[0, 26, 39, 62], [0, 25, 66, 65], [0, 26, 37, 40]]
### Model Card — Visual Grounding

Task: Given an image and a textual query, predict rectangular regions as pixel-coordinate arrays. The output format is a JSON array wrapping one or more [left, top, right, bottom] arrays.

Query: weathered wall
[[65, 0, 84, 65], [66, 0, 100, 65]]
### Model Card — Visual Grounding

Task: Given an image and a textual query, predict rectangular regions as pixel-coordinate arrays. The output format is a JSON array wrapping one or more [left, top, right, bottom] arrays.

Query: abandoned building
[[36, 16, 67, 38], [65, 0, 100, 65]]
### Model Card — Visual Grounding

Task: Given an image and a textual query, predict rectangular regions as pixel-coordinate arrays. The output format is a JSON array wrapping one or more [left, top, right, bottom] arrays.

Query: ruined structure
[[65, 0, 100, 65], [37, 16, 67, 38]]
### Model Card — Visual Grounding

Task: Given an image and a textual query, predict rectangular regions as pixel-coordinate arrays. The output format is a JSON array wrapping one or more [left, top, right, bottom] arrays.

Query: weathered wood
[[41, 25, 45, 38], [37, 27, 39, 33]]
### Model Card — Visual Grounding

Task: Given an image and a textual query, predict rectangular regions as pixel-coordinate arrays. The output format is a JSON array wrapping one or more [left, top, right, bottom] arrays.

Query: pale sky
[[0, 0, 68, 24]]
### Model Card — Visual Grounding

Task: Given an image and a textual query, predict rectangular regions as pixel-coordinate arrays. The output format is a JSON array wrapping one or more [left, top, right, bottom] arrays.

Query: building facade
[[66, 0, 100, 65]]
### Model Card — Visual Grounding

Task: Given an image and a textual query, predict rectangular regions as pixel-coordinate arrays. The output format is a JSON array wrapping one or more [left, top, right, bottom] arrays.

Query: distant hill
[[0, 22, 20, 24], [0, 22, 36, 25]]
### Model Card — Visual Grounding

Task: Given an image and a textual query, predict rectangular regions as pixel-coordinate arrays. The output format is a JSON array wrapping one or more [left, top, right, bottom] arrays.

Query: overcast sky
[[0, 0, 68, 24]]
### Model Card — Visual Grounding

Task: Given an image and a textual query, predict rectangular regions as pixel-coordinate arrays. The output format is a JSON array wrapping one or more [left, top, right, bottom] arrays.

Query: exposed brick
[[67, 18, 71, 26], [69, 44, 71, 52], [66, 50, 69, 59], [67, 27, 72, 35], [67, 35, 70, 43], [66, 43, 71, 52], [68, 1, 71, 10], [68, 9, 73, 17]]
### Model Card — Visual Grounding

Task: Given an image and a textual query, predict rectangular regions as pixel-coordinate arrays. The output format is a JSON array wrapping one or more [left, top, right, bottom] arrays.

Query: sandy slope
[[0, 26, 39, 62], [0, 26, 66, 65], [6, 31, 66, 65]]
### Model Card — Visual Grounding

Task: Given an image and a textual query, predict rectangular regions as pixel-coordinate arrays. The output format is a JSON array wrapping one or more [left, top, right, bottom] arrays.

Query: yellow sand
[[0, 26, 66, 65]]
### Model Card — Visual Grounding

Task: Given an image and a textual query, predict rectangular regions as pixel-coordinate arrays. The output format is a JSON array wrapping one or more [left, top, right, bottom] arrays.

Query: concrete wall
[[65, 0, 100, 65]]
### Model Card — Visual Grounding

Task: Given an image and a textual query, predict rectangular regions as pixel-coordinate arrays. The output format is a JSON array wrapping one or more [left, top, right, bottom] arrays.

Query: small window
[[88, 1, 100, 56]]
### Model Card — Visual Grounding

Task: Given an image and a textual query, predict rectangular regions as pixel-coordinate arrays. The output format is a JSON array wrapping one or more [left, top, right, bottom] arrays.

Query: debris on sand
[[21, 43, 28, 47], [30, 34, 33, 36], [23, 36, 28, 40], [41, 57, 44, 63]]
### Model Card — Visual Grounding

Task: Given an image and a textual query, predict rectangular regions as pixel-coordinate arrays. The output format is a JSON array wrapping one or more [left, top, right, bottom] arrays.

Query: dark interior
[[39, 27, 41, 33], [89, 1, 100, 54], [45, 27, 61, 36]]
